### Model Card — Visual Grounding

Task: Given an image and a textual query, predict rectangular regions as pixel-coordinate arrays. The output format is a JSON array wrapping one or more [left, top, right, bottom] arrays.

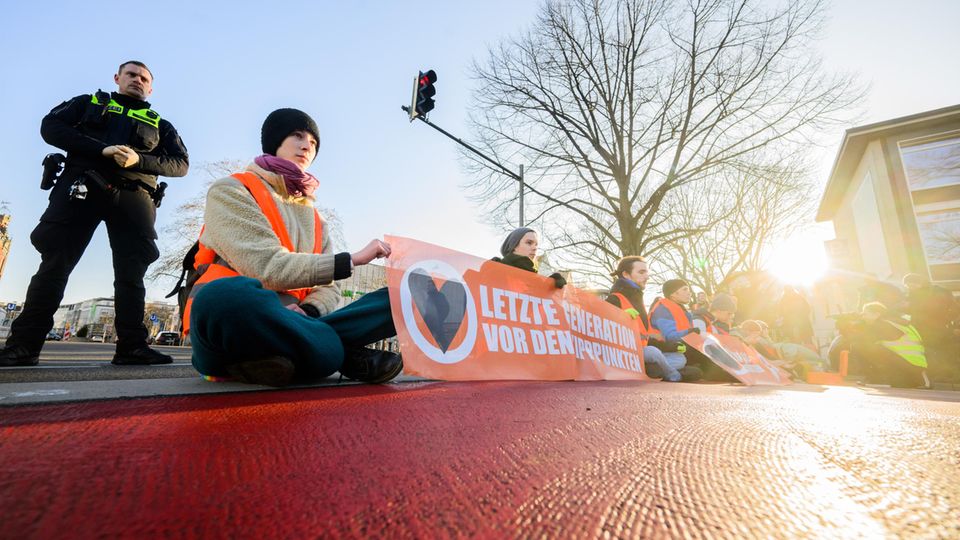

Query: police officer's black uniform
[[0, 91, 188, 366]]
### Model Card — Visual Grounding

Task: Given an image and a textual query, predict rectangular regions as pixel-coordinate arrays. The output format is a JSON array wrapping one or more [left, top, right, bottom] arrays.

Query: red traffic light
[[415, 69, 438, 116]]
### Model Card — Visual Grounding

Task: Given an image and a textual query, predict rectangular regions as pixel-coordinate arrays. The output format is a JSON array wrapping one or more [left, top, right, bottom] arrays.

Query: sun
[[767, 232, 830, 286]]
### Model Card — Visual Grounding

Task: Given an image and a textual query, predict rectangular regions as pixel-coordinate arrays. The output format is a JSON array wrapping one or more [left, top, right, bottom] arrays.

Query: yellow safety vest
[[880, 322, 927, 368], [91, 93, 161, 128]]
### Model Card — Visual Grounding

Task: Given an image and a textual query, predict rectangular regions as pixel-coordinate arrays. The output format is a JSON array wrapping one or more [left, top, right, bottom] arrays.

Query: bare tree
[[655, 160, 817, 294], [464, 0, 861, 283], [150, 160, 345, 290]]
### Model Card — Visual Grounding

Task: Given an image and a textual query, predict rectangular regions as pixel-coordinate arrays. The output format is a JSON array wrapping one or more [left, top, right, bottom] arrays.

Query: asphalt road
[[1, 381, 957, 538], [7, 340, 192, 364], [0, 340, 195, 383]]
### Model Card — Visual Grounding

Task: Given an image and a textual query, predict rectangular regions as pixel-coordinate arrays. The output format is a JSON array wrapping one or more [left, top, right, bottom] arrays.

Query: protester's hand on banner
[[352, 239, 392, 265], [550, 273, 567, 289], [625, 308, 640, 320]]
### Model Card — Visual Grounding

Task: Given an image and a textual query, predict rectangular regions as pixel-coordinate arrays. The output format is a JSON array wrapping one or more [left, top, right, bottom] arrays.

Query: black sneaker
[[679, 366, 703, 382], [112, 346, 174, 365], [339, 347, 403, 384], [0, 344, 40, 367], [226, 356, 295, 387], [644, 362, 665, 379]]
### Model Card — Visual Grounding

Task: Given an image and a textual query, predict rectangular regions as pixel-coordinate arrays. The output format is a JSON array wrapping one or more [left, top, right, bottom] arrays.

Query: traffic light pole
[[402, 105, 526, 227]]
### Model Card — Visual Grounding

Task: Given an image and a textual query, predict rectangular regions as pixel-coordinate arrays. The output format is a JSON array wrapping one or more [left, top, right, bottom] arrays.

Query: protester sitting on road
[[184, 108, 402, 387], [606, 256, 683, 382], [736, 319, 827, 379], [692, 293, 737, 336], [491, 228, 566, 288], [849, 302, 928, 388], [649, 279, 702, 382]]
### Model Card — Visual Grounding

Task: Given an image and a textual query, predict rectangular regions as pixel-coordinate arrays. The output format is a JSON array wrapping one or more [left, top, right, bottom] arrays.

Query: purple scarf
[[254, 154, 320, 197]]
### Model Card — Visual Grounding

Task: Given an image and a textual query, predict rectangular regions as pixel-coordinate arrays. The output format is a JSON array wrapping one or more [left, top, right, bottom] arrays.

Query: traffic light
[[412, 69, 437, 119]]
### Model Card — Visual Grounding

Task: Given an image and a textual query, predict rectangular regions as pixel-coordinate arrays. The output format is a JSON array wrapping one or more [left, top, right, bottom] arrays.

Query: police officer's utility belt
[[79, 169, 167, 207], [40, 153, 166, 207]]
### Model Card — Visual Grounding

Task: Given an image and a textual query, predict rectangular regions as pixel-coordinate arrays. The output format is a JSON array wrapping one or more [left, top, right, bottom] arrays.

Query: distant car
[[154, 331, 182, 346], [90, 335, 104, 342], [45, 331, 63, 341]]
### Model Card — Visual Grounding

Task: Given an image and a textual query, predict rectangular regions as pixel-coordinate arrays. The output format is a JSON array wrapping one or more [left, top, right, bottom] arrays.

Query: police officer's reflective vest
[[610, 292, 663, 347], [880, 321, 928, 368], [90, 93, 161, 128], [181, 172, 323, 336]]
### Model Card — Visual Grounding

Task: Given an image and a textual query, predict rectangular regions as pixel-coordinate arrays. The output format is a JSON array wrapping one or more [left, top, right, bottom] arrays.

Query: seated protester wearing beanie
[[186, 108, 402, 387], [492, 228, 566, 288], [691, 293, 736, 336], [649, 279, 702, 382], [606, 256, 683, 382], [851, 302, 928, 388], [735, 320, 780, 360], [735, 319, 827, 379]]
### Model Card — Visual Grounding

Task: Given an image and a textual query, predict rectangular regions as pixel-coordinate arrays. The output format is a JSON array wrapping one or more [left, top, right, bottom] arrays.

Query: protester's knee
[[192, 277, 266, 323]]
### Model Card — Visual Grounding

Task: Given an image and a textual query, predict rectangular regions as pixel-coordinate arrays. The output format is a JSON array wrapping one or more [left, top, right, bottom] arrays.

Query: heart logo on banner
[[408, 269, 468, 352]]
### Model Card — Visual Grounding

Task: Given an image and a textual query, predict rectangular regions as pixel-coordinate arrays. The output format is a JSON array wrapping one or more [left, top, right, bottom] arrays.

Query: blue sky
[[0, 0, 958, 304]]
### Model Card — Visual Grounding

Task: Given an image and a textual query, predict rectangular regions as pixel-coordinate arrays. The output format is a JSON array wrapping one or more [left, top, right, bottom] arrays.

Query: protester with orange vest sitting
[[648, 279, 703, 382], [691, 293, 736, 336], [186, 108, 402, 387], [605, 256, 683, 382]]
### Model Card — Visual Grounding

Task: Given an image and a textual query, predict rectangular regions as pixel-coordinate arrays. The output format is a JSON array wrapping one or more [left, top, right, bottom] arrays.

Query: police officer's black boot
[[0, 344, 41, 367], [112, 346, 173, 366]]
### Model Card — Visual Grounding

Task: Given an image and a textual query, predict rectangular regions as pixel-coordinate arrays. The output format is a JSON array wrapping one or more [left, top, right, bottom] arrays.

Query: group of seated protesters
[[600, 255, 929, 387], [183, 107, 941, 389]]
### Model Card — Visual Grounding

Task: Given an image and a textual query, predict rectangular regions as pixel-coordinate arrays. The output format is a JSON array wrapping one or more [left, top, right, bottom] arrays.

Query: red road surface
[[1, 382, 958, 538]]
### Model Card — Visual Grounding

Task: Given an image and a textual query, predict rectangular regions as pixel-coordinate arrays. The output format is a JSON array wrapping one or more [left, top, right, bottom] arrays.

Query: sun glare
[[768, 233, 829, 286]]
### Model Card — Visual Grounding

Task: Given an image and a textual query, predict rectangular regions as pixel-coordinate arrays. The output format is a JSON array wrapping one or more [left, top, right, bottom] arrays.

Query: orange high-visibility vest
[[610, 292, 669, 346], [182, 172, 323, 335], [649, 297, 691, 333], [711, 322, 730, 336]]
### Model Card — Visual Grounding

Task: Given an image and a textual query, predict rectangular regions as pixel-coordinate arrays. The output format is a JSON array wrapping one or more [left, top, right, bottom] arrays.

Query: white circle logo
[[399, 260, 478, 364]]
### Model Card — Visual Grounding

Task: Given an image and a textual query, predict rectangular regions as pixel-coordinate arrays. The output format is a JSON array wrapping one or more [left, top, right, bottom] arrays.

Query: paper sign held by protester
[[385, 236, 649, 381], [683, 333, 791, 385]]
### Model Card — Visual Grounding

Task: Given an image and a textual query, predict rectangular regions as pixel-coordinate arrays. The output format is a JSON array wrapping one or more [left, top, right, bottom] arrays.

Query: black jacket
[[41, 91, 189, 188], [491, 253, 566, 288], [606, 278, 676, 351]]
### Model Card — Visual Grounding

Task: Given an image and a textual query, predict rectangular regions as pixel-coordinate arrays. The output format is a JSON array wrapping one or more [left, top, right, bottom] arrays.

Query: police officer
[[0, 61, 189, 366]]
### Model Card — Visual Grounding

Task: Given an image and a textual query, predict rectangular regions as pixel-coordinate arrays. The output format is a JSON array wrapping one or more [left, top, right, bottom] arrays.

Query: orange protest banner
[[385, 236, 650, 381], [683, 333, 791, 385]]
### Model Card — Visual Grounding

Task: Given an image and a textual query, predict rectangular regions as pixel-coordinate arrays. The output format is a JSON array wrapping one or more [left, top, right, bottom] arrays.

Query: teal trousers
[[190, 277, 395, 379]]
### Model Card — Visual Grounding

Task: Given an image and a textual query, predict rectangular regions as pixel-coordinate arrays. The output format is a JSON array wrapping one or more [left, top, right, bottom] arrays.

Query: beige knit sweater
[[199, 162, 341, 316]]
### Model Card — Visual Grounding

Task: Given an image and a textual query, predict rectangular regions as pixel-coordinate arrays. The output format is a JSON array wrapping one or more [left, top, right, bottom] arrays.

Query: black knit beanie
[[261, 108, 321, 156], [500, 227, 536, 257], [662, 279, 689, 298]]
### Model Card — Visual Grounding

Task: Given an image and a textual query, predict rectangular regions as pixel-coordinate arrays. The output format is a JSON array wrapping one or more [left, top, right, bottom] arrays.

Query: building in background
[[0, 214, 11, 281], [54, 298, 115, 340], [339, 263, 387, 303], [816, 104, 960, 314]]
